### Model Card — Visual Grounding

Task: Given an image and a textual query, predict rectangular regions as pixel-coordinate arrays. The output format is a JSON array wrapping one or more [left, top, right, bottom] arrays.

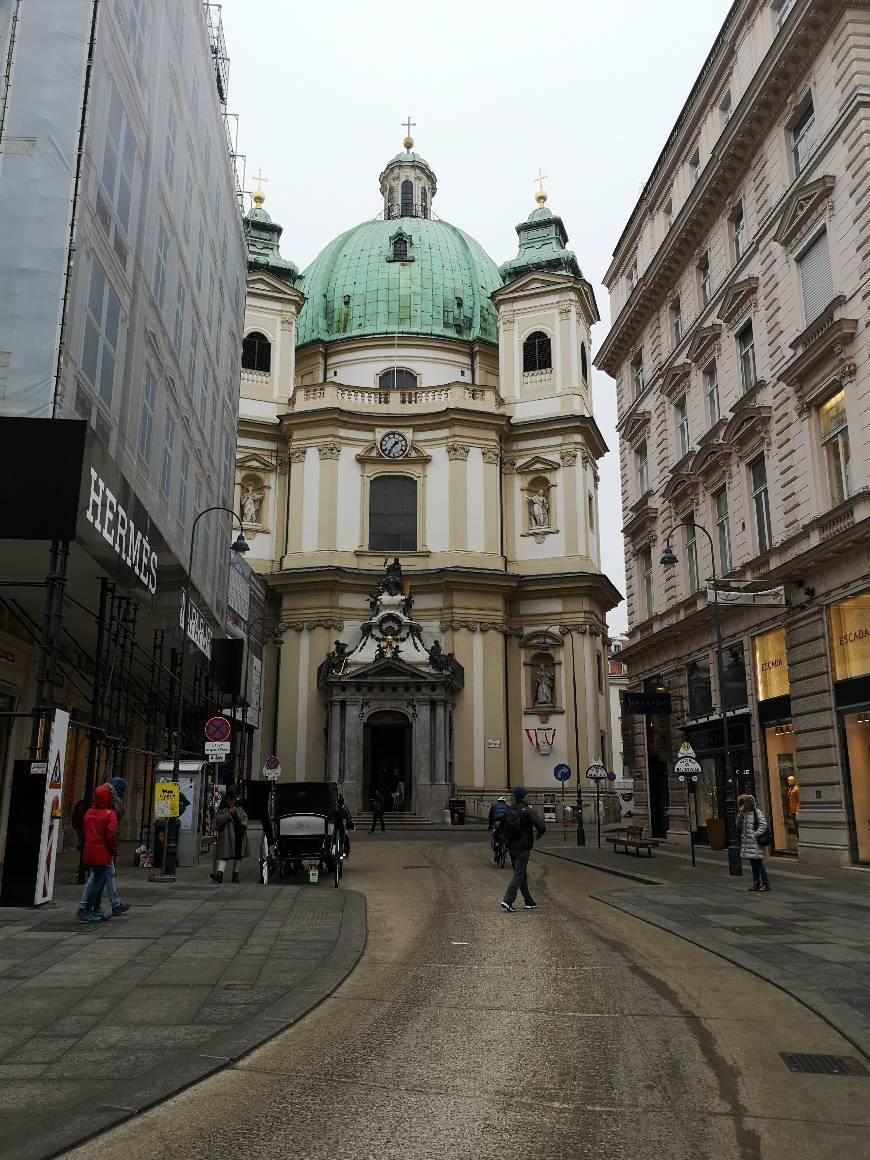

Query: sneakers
[[112, 903, 131, 915], [209, 871, 224, 884], [84, 912, 103, 924], [76, 909, 86, 922], [231, 873, 240, 883], [749, 884, 761, 891], [523, 902, 538, 910], [760, 883, 771, 891], [500, 901, 516, 913]]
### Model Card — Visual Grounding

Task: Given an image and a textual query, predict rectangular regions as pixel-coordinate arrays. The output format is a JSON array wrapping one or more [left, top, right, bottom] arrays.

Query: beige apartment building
[[596, 0, 870, 866]]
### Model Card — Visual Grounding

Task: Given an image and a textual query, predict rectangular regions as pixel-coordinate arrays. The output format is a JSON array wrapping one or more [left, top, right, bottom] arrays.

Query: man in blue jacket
[[500, 787, 546, 913]]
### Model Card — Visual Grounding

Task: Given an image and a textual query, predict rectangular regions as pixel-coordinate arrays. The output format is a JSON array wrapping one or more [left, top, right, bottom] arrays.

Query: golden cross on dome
[[533, 168, 549, 206], [252, 166, 268, 206], [402, 115, 416, 150]]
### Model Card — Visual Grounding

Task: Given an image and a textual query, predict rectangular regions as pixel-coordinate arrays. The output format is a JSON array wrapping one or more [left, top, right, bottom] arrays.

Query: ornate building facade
[[597, 0, 870, 865], [234, 137, 620, 820]]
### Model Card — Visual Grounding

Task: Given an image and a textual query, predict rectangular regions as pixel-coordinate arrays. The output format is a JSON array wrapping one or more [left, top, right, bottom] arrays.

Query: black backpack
[[504, 804, 529, 845]]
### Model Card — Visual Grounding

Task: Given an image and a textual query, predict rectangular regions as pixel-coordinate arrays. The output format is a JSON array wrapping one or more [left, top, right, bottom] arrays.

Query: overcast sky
[[221, 0, 733, 634]]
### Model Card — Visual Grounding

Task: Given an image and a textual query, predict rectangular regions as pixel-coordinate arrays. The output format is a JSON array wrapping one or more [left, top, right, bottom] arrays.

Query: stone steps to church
[[352, 811, 433, 827]]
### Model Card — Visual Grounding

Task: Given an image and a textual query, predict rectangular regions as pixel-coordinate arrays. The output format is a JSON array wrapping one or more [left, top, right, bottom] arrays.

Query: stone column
[[447, 442, 469, 550], [285, 447, 307, 557], [317, 442, 341, 550], [482, 447, 501, 555], [343, 702, 364, 816], [560, 450, 579, 558]]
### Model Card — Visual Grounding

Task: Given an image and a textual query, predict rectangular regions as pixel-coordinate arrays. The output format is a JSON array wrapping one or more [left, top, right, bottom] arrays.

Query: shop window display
[[843, 711, 870, 863], [763, 724, 799, 853]]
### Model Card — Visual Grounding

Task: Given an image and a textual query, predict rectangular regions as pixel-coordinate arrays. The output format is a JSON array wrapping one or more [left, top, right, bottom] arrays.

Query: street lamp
[[239, 613, 285, 783], [660, 522, 742, 877], [540, 625, 586, 847]]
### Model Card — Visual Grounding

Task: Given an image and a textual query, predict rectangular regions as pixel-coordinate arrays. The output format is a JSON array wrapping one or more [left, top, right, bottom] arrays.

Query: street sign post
[[262, 755, 281, 781], [674, 741, 702, 866], [553, 764, 571, 842], [205, 740, 230, 757], [204, 716, 231, 743], [586, 760, 608, 849]]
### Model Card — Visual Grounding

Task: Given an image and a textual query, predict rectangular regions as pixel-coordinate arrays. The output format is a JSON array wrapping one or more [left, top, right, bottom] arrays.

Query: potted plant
[[698, 778, 726, 849]]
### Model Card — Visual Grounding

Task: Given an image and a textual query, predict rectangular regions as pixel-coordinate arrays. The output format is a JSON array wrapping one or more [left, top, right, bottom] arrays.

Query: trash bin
[[448, 798, 466, 825]]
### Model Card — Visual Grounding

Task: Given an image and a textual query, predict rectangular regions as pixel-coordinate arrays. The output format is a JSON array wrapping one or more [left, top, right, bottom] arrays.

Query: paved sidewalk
[[537, 837, 870, 1060], [0, 846, 366, 1160]]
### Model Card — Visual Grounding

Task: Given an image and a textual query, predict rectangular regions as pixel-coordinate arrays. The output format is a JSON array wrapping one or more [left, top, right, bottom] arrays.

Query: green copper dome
[[295, 216, 503, 348]]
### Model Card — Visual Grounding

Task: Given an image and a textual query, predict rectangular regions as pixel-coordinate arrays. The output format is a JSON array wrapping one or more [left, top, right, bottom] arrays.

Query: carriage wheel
[[260, 858, 269, 886], [333, 842, 342, 887]]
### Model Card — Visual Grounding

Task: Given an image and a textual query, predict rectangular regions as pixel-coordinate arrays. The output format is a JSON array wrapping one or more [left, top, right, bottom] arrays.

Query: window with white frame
[[199, 361, 209, 426], [671, 297, 683, 346], [714, 485, 731, 573], [676, 396, 690, 457], [792, 98, 816, 175], [101, 82, 135, 235], [698, 253, 711, 307], [223, 430, 234, 504], [632, 351, 645, 397], [663, 196, 673, 232], [195, 223, 204, 291], [720, 89, 732, 127], [153, 218, 170, 309], [164, 103, 177, 184], [776, 0, 795, 30], [82, 257, 122, 407], [819, 389, 851, 506], [207, 266, 216, 328], [626, 257, 638, 294], [188, 325, 199, 392], [640, 548, 654, 617], [190, 68, 199, 122], [731, 203, 745, 263], [159, 410, 176, 499], [182, 169, 193, 239], [178, 443, 190, 522], [137, 366, 157, 462], [798, 229, 833, 324], [636, 442, 649, 496], [685, 518, 699, 592], [689, 147, 701, 186], [750, 455, 772, 553], [704, 361, 720, 425], [199, 478, 211, 568], [737, 321, 757, 392], [172, 278, 186, 353]]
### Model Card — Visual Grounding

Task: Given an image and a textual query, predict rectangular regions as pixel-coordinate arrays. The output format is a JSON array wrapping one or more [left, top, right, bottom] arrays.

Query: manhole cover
[[780, 1053, 868, 1076]]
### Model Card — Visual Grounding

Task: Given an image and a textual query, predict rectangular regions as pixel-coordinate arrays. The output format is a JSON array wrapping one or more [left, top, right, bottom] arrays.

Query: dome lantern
[[379, 118, 437, 220]]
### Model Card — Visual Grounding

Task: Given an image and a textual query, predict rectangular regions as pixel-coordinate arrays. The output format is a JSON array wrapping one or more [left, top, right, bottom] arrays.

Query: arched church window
[[378, 368, 417, 391], [523, 331, 552, 372], [581, 341, 588, 381], [387, 185, 396, 218], [392, 235, 408, 261], [400, 179, 414, 216], [369, 475, 417, 551], [241, 331, 271, 373], [421, 186, 428, 219]]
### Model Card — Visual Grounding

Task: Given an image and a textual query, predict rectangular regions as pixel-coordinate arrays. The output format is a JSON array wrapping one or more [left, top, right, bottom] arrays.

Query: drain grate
[[780, 1053, 868, 1076]]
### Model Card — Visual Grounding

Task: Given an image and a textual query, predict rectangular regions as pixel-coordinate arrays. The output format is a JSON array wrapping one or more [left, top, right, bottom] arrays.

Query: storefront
[[753, 627, 799, 855], [829, 594, 870, 865]]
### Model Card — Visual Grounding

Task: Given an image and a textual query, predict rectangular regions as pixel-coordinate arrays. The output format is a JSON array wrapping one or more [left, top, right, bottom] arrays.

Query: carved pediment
[[774, 175, 835, 249], [245, 270, 303, 305], [520, 629, 563, 651], [236, 450, 277, 472], [699, 417, 728, 446], [622, 498, 658, 547], [690, 442, 735, 483], [686, 324, 721, 366], [515, 455, 561, 474], [661, 362, 692, 402], [780, 297, 858, 408], [662, 465, 700, 507], [723, 406, 772, 459], [623, 411, 651, 451], [719, 277, 759, 328], [356, 441, 431, 464]]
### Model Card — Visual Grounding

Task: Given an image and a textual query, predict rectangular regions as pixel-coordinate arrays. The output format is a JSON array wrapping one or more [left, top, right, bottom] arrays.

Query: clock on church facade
[[235, 134, 621, 821]]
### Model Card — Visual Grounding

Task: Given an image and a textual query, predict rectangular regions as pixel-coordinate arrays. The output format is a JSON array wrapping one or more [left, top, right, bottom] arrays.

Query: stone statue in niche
[[528, 488, 550, 529], [378, 557, 404, 598], [533, 663, 554, 705], [241, 486, 262, 525], [428, 639, 453, 674]]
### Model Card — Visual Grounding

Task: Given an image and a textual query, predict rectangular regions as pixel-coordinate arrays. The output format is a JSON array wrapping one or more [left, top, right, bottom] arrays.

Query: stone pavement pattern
[[536, 839, 870, 1059], [0, 850, 364, 1160], [68, 836, 870, 1160]]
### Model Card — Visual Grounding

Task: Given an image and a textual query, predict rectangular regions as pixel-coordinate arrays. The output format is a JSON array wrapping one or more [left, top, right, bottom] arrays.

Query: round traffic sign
[[262, 755, 281, 780], [606, 771, 617, 781], [205, 716, 231, 743], [553, 763, 572, 782]]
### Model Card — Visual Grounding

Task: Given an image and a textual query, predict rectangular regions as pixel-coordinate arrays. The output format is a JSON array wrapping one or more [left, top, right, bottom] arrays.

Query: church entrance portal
[[364, 712, 411, 811]]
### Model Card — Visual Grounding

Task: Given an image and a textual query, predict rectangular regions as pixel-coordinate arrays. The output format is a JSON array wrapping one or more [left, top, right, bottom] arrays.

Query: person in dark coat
[[79, 784, 117, 923], [501, 787, 546, 913], [210, 787, 249, 884], [369, 788, 385, 834]]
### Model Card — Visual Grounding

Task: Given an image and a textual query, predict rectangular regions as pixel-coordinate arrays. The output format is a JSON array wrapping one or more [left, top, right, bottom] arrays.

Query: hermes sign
[[829, 594, 870, 682], [84, 468, 158, 594], [753, 628, 790, 701]]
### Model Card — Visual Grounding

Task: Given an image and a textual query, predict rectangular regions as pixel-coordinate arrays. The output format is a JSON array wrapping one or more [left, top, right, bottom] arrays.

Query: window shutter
[[799, 231, 833, 323]]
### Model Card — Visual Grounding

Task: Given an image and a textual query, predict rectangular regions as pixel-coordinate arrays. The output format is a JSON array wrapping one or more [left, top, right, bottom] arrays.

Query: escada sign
[[84, 467, 158, 594]]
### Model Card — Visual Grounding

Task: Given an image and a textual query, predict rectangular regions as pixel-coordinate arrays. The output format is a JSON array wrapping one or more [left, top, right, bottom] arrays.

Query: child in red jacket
[[79, 784, 117, 924]]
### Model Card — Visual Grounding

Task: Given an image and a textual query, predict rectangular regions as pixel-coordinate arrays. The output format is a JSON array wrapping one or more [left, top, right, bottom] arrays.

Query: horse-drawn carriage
[[248, 780, 347, 887]]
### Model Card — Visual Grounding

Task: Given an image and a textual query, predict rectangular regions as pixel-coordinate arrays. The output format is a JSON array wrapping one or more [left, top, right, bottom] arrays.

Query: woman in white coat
[[737, 793, 770, 891]]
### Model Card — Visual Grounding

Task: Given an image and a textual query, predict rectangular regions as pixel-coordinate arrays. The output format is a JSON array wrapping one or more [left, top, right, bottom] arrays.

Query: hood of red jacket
[[93, 784, 111, 808]]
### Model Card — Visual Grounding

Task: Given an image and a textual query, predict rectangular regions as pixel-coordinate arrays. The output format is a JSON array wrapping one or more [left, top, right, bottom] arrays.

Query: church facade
[[235, 136, 621, 820]]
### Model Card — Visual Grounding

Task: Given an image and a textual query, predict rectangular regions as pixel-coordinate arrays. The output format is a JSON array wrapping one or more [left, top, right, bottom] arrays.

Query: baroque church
[[235, 131, 621, 820]]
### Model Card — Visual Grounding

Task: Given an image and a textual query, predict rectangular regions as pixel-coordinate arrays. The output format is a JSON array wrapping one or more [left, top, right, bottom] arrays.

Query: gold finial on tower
[[534, 167, 549, 206], [402, 114, 416, 151], [252, 166, 268, 207]]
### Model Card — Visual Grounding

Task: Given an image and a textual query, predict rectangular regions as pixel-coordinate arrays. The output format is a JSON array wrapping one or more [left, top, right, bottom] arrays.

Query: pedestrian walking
[[210, 788, 249, 883], [77, 777, 130, 918], [336, 792, 354, 856], [78, 784, 117, 923], [501, 787, 546, 913], [369, 788, 385, 834], [737, 793, 771, 892]]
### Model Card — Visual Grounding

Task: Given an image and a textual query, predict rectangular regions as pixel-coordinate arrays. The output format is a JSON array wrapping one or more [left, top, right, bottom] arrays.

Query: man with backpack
[[500, 786, 546, 913]]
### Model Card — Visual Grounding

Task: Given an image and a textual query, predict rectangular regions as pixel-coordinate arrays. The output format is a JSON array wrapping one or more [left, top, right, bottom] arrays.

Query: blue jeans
[[79, 861, 120, 911], [750, 858, 769, 886], [81, 865, 109, 914]]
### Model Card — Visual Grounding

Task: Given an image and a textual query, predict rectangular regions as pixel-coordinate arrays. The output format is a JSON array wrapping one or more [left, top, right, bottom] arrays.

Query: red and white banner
[[34, 709, 70, 906]]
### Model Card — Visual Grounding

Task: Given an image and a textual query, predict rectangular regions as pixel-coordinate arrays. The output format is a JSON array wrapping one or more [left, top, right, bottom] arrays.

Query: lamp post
[[660, 523, 742, 877], [540, 625, 586, 847], [239, 613, 284, 784]]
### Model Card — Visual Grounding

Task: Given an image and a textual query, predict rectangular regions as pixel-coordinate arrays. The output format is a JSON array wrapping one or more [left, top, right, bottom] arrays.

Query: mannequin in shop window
[[786, 774, 800, 838]]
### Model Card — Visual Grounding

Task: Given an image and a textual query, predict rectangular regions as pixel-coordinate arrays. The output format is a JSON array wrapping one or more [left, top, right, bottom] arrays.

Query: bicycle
[[491, 825, 507, 869]]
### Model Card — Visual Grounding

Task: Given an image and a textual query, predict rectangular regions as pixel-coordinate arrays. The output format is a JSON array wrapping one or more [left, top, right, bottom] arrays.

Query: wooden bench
[[605, 825, 660, 857]]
